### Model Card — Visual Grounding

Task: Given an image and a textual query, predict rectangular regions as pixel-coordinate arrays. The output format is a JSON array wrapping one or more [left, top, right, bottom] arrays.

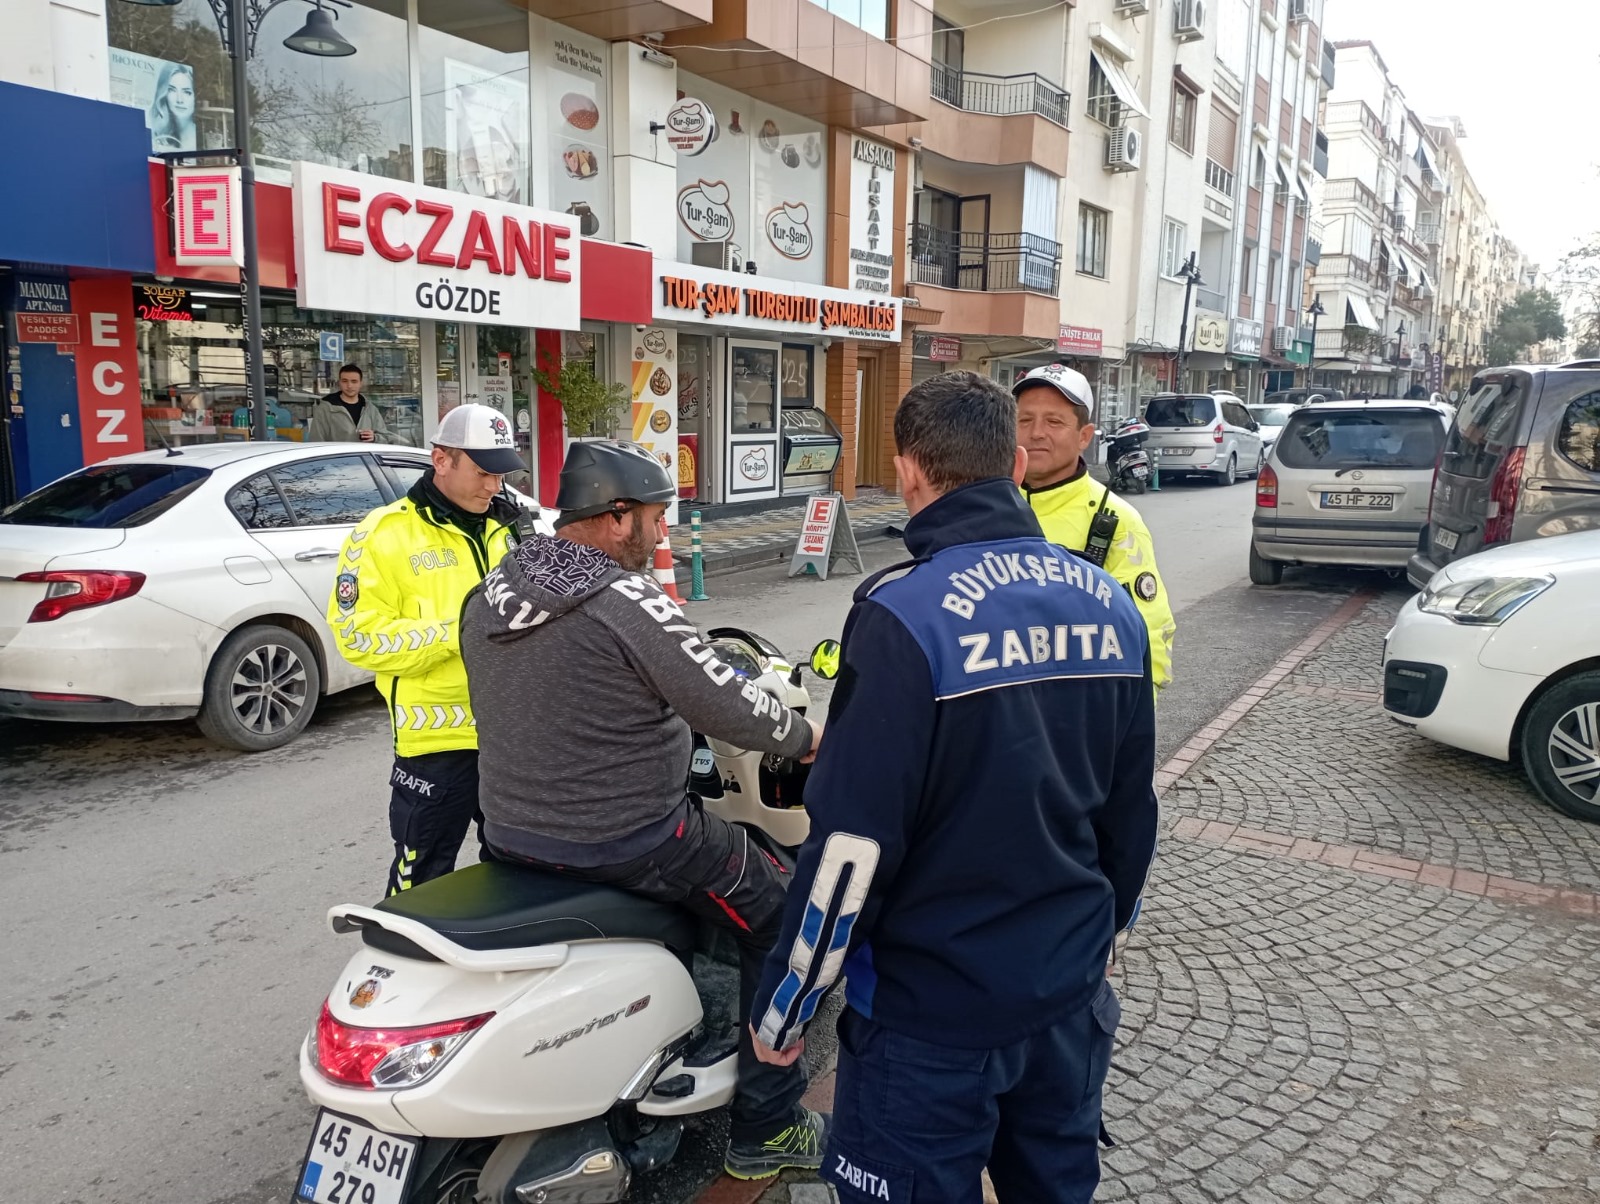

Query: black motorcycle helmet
[[553, 439, 676, 529]]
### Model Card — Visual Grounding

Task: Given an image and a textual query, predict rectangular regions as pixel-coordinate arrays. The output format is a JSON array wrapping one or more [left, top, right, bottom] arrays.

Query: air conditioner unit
[[1174, 0, 1207, 42], [690, 240, 736, 271], [1288, 0, 1309, 22], [1105, 126, 1143, 172], [1274, 325, 1296, 351], [1115, 0, 1151, 14]]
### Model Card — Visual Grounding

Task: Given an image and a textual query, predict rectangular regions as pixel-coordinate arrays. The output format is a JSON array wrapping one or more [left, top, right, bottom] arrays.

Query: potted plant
[[533, 352, 629, 441]]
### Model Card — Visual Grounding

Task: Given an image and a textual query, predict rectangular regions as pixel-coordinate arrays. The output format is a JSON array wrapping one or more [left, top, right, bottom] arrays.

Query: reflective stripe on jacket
[[1024, 473, 1176, 691], [326, 489, 517, 755]]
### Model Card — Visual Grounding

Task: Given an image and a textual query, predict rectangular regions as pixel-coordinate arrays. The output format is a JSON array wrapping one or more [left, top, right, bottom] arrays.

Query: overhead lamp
[[284, 4, 356, 56]]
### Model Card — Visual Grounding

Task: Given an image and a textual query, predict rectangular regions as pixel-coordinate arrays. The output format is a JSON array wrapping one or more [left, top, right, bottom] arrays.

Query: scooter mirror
[[810, 639, 842, 680]]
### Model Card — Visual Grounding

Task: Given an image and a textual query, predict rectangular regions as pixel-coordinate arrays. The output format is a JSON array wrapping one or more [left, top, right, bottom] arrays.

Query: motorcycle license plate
[[296, 1109, 419, 1204], [1435, 527, 1460, 551], [1321, 492, 1393, 510], [1132, 465, 1150, 478]]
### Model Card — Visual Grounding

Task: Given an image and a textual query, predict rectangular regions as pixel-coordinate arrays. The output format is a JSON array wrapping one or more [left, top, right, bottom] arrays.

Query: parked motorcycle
[[1102, 417, 1153, 494], [292, 628, 837, 1204]]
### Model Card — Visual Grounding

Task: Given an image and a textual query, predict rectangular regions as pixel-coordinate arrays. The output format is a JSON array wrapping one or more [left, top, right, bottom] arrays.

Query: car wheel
[[1217, 455, 1237, 486], [1249, 543, 1284, 586], [197, 624, 322, 752], [1519, 672, 1600, 823]]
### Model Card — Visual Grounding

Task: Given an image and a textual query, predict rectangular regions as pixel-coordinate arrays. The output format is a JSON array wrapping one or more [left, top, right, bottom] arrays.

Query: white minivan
[[1143, 392, 1265, 486]]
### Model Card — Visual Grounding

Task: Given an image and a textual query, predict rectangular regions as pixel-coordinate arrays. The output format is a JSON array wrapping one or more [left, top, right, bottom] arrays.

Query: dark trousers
[[824, 981, 1121, 1204], [386, 749, 485, 897], [493, 801, 808, 1142]]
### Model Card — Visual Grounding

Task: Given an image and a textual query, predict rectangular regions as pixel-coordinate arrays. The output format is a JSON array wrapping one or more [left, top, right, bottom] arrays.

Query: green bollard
[[688, 510, 709, 601], [1150, 447, 1161, 491]]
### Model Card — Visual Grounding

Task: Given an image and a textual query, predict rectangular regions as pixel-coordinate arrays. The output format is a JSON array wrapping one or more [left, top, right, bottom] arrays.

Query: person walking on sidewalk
[[1013, 363, 1177, 694], [459, 440, 829, 1182], [749, 371, 1159, 1203], [326, 403, 525, 896], [308, 363, 394, 444]]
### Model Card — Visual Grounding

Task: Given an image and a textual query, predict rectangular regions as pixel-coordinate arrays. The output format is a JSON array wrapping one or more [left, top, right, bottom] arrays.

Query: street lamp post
[[1175, 252, 1204, 391], [123, 0, 355, 443], [1306, 296, 1326, 389]]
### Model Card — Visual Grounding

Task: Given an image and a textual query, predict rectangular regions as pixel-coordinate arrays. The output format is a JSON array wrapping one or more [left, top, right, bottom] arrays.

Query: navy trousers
[[824, 981, 1121, 1204], [386, 749, 485, 896]]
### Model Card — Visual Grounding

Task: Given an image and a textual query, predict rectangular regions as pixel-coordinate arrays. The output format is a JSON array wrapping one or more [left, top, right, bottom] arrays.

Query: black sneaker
[[723, 1108, 830, 1180]]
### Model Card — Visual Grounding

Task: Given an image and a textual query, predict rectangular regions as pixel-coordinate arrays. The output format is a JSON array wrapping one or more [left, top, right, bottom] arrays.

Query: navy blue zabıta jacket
[[752, 478, 1160, 1051]]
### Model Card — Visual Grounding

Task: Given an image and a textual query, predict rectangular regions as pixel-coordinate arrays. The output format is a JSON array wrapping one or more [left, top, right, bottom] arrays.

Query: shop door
[[725, 340, 781, 501], [857, 355, 882, 488], [678, 336, 715, 503]]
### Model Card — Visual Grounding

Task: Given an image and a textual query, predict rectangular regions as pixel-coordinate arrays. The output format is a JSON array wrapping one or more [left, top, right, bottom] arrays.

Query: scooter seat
[[367, 862, 698, 960]]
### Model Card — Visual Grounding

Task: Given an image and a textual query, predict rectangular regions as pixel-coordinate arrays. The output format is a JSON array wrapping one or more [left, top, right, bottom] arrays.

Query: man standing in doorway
[[1013, 364, 1177, 693], [327, 403, 525, 895], [309, 363, 394, 444]]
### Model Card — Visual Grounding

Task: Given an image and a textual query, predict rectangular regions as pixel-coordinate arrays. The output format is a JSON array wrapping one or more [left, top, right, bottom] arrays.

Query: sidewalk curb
[[673, 525, 905, 580], [1155, 588, 1379, 793]]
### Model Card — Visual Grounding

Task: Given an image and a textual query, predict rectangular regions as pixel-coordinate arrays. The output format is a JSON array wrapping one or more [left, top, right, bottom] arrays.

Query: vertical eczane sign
[[173, 166, 244, 267], [69, 276, 144, 463]]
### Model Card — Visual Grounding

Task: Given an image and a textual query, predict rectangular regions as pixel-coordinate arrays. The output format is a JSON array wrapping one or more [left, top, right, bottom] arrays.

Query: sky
[[1322, 0, 1600, 271]]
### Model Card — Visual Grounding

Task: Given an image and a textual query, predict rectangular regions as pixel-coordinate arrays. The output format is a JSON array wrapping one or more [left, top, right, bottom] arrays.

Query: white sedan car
[[1383, 529, 1600, 823], [1, 443, 547, 751]]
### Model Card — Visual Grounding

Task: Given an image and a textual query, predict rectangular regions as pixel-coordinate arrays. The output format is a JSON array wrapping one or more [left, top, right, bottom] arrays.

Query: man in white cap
[[1012, 364, 1177, 693], [326, 404, 529, 894]]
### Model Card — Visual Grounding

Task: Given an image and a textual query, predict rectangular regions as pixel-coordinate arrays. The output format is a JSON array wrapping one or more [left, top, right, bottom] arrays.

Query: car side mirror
[[810, 639, 842, 680]]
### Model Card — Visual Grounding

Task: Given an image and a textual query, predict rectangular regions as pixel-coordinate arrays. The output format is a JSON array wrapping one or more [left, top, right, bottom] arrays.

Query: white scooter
[[293, 629, 837, 1204]]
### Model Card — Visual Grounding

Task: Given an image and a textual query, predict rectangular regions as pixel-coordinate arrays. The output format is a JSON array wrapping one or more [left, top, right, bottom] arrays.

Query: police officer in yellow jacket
[[1013, 364, 1177, 692], [327, 403, 526, 895]]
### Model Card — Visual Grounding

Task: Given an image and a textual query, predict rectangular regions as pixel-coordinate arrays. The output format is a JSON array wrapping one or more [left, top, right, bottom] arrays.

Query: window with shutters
[[1170, 83, 1197, 154], [1206, 100, 1239, 194]]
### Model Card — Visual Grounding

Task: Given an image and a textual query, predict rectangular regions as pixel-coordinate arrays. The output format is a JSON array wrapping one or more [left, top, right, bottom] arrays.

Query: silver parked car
[[1246, 402, 1299, 458], [1250, 399, 1452, 585], [1143, 392, 1265, 485]]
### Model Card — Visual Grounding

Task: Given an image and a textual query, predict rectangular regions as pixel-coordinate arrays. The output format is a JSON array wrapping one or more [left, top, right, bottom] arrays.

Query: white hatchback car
[[1383, 529, 1600, 823], [0, 443, 547, 751]]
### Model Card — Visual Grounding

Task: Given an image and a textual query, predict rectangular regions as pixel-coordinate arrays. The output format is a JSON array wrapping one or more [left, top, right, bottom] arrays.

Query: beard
[[618, 510, 658, 573]]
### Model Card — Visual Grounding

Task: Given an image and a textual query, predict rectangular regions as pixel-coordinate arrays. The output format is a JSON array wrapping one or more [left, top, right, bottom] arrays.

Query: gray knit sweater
[[461, 534, 812, 866]]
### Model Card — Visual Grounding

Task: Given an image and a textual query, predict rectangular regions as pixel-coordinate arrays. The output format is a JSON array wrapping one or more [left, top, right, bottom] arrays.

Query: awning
[[1090, 49, 1152, 121], [1417, 266, 1435, 295], [1295, 173, 1310, 202], [1379, 234, 1409, 281], [1275, 161, 1291, 191], [1414, 139, 1437, 176], [1346, 295, 1379, 331]]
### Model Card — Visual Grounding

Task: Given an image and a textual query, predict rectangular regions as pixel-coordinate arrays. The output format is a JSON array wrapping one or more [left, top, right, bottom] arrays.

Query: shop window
[[1559, 392, 1600, 472], [730, 345, 779, 434], [269, 456, 388, 526], [228, 474, 294, 530], [108, 0, 414, 181], [781, 345, 815, 408]]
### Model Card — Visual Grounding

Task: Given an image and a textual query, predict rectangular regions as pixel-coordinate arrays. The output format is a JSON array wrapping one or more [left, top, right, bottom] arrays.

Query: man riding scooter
[[459, 440, 827, 1182]]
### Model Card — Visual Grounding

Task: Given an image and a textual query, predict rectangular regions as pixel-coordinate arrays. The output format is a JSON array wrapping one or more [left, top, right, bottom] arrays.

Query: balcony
[[1196, 287, 1228, 313], [911, 225, 1060, 294], [1322, 177, 1380, 215], [907, 63, 1071, 169], [1321, 41, 1336, 88], [1203, 159, 1236, 224], [1417, 221, 1443, 246], [663, 0, 931, 127], [932, 63, 1068, 126], [1306, 222, 1324, 266], [1313, 130, 1329, 177], [909, 223, 1062, 341]]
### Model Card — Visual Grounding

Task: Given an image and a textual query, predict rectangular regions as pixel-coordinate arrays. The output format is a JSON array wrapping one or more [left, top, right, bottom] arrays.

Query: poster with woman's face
[[445, 59, 529, 204], [109, 48, 197, 153]]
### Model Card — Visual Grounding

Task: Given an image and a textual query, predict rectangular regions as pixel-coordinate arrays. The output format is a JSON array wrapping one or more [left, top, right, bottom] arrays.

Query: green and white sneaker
[[723, 1108, 831, 1180]]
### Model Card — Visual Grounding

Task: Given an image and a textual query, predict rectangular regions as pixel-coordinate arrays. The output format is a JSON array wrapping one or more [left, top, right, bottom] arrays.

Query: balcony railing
[[1204, 159, 1236, 196], [1196, 287, 1227, 313], [1321, 42, 1337, 87], [931, 63, 1069, 127], [1313, 130, 1329, 177], [1322, 177, 1380, 213], [1416, 222, 1442, 245], [910, 224, 1062, 295]]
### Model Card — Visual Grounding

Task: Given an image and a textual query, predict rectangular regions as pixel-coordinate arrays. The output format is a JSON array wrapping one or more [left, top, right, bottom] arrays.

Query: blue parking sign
[[318, 332, 345, 363]]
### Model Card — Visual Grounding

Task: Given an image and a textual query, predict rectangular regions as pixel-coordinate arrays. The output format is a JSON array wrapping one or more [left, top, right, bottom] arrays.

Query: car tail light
[[16, 571, 145, 623], [314, 1000, 492, 1089], [1213, 423, 1225, 444], [1482, 446, 1526, 545], [1256, 463, 1278, 508]]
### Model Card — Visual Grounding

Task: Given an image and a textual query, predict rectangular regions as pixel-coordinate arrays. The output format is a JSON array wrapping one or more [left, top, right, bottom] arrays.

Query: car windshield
[[1249, 405, 1297, 427], [1441, 377, 1526, 480], [0, 463, 210, 528], [1145, 396, 1216, 427], [1277, 410, 1444, 471]]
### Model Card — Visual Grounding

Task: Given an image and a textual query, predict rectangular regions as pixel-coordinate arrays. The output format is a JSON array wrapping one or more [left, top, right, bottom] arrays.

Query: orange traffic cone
[[653, 518, 683, 602]]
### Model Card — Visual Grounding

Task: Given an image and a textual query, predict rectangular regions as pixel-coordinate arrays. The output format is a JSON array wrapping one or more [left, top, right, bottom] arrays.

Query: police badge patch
[[336, 571, 359, 612], [1134, 572, 1159, 602]]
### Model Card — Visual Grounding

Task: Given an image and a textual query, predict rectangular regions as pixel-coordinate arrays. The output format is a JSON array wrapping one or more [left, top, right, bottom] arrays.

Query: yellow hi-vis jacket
[[326, 489, 518, 756], [1023, 473, 1176, 691]]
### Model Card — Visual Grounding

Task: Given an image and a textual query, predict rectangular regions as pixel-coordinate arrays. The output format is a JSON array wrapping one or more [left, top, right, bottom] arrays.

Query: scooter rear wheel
[[415, 1139, 496, 1204]]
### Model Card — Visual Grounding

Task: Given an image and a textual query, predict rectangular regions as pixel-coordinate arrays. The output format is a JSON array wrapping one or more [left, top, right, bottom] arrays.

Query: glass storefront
[[132, 285, 422, 448]]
